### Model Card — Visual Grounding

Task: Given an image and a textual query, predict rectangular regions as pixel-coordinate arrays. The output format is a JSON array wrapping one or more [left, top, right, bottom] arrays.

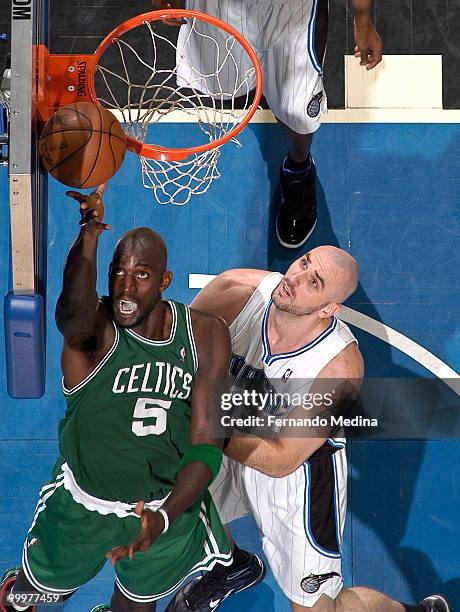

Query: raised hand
[[152, 0, 186, 26], [66, 183, 110, 235], [107, 501, 166, 564]]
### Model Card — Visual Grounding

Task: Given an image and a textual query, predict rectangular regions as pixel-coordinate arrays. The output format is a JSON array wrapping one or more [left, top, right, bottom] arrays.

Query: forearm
[[56, 229, 99, 334], [225, 436, 290, 478], [352, 0, 373, 16], [161, 462, 213, 524], [225, 435, 325, 478]]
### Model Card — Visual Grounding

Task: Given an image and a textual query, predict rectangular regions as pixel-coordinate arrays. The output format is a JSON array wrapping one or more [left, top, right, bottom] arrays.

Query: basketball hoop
[[42, 10, 263, 204]]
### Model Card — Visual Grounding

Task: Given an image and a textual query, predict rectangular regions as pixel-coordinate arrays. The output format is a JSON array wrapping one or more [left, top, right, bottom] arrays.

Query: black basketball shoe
[[420, 594, 451, 612], [0, 567, 36, 612], [276, 155, 317, 249], [165, 553, 266, 611]]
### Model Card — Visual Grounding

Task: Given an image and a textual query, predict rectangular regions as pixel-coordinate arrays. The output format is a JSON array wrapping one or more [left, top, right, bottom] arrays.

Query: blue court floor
[[1, 120, 459, 610]]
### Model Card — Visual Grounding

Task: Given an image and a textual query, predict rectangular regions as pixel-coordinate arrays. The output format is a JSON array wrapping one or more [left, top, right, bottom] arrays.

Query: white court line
[[188, 274, 460, 390]]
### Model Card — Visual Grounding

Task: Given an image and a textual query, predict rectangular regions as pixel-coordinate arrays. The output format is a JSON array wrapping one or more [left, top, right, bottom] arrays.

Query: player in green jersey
[[1, 185, 232, 612]]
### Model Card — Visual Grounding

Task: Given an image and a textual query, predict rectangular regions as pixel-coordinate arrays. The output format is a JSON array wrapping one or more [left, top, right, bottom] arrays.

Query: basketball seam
[[40, 106, 93, 136], [109, 117, 125, 169], [40, 133, 93, 173], [80, 104, 104, 188], [41, 130, 124, 139]]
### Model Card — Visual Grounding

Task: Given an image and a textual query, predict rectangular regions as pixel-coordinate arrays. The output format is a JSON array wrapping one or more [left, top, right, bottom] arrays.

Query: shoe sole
[[275, 218, 317, 250]]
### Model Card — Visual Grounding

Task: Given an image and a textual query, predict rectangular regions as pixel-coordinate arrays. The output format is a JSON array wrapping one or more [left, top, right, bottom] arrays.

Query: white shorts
[[210, 441, 347, 607], [179, 0, 328, 134]]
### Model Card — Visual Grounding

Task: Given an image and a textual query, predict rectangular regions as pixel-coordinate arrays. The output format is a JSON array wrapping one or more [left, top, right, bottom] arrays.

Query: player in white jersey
[[152, 0, 382, 248], [166, 247, 450, 612]]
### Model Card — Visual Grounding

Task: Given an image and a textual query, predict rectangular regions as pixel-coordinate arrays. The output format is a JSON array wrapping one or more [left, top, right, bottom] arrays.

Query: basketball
[[38, 102, 126, 189]]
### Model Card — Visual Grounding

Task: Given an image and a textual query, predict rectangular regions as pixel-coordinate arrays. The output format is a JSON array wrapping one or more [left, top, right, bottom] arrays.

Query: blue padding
[[4, 292, 45, 399]]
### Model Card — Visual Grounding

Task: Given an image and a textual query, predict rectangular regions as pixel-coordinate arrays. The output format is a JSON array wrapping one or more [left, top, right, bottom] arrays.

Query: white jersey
[[211, 272, 358, 607], [230, 272, 357, 420]]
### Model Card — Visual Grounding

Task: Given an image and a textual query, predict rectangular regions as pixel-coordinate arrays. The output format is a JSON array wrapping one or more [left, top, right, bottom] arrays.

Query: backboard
[[3, 0, 49, 398]]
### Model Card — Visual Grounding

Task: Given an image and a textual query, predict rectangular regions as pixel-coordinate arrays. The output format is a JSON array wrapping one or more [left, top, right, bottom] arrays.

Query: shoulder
[[191, 269, 272, 325], [189, 307, 231, 372], [215, 268, 271, 289], [189, 307, 230, 339], [319, 341, 364, 380], [204, 269, 271, 303]]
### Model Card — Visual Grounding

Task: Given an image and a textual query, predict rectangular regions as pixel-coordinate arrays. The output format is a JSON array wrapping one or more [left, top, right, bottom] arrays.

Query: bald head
[[114, 227, 167, 271], [310, 245, 359, 303]]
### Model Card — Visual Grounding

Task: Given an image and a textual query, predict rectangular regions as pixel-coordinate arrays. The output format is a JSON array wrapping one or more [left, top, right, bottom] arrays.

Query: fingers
[[92, 183, 107, 196], [366, 47, 382, 70], [107, 546, 129, 565], [134, 500, 145, 516], [79, 210, 110, 231], [161, 16, 186, 26], [66, 190, 87, 204], [154, 0, 186, 25], [354, 44, 383, 70]]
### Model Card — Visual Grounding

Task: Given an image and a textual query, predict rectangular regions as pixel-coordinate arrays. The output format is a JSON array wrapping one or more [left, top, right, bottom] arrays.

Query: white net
[[94, 16, 260, 205]]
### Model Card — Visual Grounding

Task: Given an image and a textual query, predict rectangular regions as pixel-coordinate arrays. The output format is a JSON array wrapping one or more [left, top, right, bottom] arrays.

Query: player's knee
[[290, 593, 336, 612]]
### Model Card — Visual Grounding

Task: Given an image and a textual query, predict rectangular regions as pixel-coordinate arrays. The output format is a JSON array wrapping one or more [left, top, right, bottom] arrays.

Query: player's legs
[[176, 0, 257, 97], [110, 584, 157, 612], [164, 458, 266, 611], [290, 590, 403, 611], [19, 472, 113, 598], [118, 491, 232, 611], [0, 567, 76, 612], [277, 122, 314, 164], [290, 588, 450, 611], [6, 466, 146, 611], [260, 0, 328, 248]]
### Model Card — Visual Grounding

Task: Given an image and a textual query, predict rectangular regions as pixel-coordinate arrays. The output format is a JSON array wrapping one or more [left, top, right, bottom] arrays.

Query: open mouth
[[281, 280, 292, 298], [117, 300, 138, 316]]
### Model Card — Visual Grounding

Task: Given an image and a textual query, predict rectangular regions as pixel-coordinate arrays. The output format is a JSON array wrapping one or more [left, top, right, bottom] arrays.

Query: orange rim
[[88, 9, 263, 161]]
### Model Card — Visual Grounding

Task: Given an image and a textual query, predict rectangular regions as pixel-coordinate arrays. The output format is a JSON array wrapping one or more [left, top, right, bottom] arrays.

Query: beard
[[271, 285, 329, 317]]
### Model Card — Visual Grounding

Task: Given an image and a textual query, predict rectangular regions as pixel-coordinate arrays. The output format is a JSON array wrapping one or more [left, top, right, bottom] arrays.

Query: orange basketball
[[39, 102, 126, 189]]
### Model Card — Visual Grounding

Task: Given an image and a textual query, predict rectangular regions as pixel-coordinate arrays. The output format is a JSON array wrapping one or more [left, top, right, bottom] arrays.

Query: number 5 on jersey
[[132, 398, 172, 436]]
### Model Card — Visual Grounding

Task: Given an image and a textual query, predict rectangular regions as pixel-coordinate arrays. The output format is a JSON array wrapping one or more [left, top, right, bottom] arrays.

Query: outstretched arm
[[55, 185, 115, 389], [107, 312, 231, 563], [55, 185, 109, 340], [352, 0, 383, 70]]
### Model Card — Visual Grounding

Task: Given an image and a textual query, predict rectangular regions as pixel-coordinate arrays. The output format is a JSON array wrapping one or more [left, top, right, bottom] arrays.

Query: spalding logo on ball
[[39, 101, 126, 189]]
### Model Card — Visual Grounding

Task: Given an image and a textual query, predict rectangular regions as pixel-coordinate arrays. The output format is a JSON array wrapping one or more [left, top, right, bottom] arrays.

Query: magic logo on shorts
[[300, 572, 340, 594], [307, 91, 324, 118]]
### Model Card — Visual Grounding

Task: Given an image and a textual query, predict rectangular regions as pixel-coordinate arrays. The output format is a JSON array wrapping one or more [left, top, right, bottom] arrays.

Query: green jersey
[[58, 300, 198, 503]]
